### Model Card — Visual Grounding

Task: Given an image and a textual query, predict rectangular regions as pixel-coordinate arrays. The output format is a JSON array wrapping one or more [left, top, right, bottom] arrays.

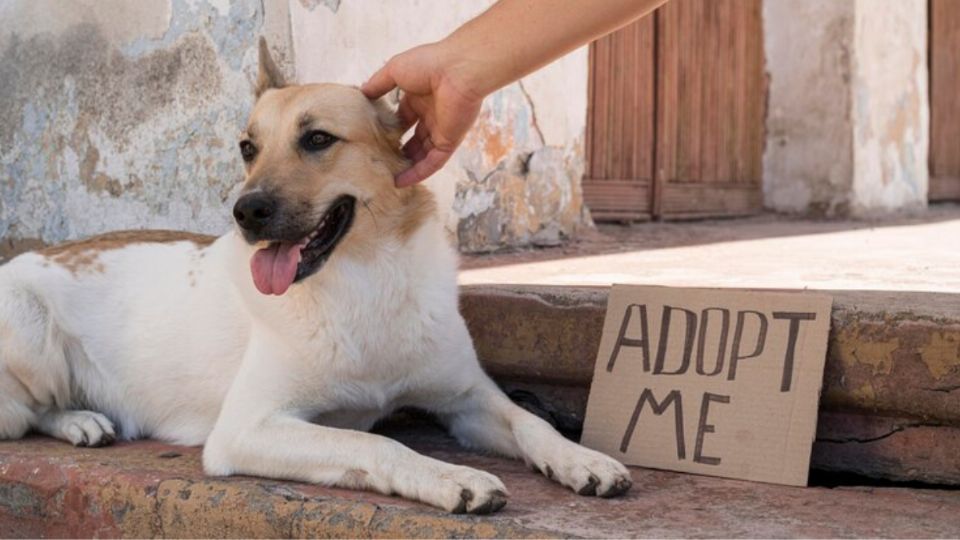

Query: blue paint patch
[[121, 0, 263, 70], [899, 142, 919, 197]]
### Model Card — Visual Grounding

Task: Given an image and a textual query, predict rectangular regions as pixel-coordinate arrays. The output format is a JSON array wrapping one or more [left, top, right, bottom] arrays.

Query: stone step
[[2, 425, 958, 538], [460, 285, 960, 484]]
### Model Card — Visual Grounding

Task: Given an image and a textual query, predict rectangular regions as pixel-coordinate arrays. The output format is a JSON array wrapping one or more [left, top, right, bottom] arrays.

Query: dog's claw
[[577, 474, 600, 496], [451, 488, 473, 514], [470, 490, 508, 515], [599, 476, 633, 498], [91, 432, 116, 448]]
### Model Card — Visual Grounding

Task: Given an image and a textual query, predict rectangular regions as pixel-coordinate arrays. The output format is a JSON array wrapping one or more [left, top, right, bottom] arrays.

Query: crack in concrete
[[922, 384, 960, 393], [517, 80, 546, 146], [817, 422, 939, 444], [154, 478, 172, 537]]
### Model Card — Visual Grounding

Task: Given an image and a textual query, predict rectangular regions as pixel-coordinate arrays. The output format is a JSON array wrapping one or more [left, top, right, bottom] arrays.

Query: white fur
[[0, 212, 631, 513]]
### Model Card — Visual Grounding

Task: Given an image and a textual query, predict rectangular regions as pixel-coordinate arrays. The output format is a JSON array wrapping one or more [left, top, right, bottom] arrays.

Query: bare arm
[[362, 0, 668, 187]]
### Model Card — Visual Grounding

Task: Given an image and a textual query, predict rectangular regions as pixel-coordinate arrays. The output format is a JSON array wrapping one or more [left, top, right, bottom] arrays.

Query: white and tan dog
[[0, 40, 631, 513]]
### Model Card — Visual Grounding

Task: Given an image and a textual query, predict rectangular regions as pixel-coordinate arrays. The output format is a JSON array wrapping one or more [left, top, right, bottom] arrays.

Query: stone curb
[[3, 433, 960, 539], [461, 284, 960, 484], [0, 439, 553, 539]]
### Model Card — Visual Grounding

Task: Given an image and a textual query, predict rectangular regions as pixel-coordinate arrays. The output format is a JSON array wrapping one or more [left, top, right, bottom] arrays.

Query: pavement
[[3, 423, 960, 539], [460, 204, 960, 293]]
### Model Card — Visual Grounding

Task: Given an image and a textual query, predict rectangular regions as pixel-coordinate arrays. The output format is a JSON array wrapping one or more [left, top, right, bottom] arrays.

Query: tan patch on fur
[[243, 82, 438, 252], [241, 47, 441, 267], [0, 237, 47, 261], [41, 230, 215, 274], [398, 186, 438, 241]]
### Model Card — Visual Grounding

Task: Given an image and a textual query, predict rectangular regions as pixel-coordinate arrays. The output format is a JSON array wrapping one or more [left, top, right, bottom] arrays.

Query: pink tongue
[[250, 242, 302, 296]]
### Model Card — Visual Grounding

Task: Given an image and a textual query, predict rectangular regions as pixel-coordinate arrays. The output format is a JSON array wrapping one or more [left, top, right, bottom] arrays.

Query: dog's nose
[[233, 193, 278, 233]]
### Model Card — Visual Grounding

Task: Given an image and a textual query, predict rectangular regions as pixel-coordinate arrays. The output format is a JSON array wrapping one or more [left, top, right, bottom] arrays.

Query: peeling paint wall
[[763, 0, 855, 216], [1, 0, 586, 255], [850, 0, 929, 215], [290, 0, 588, 252], [763, 0, 929, 217], [0, 0, 293, 256]]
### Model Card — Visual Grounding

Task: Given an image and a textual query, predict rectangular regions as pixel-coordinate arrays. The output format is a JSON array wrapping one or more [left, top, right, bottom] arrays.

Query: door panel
[[584, 0, 766, 221], [584, 16, 657, 221], [655, 0, 766, 218], [931, 0, 960, 201]]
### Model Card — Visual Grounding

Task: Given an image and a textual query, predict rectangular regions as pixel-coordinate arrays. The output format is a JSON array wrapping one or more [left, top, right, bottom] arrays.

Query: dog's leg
[[437, 376, 633, 498], [34, 409, 116, 447], [204, 413, 507, 514], [203, 340, 509, 514], [0, 284, 111, 446]]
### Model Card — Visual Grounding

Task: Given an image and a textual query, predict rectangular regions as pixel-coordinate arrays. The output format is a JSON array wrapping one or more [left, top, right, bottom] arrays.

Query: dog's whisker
[[361, 199, 379, 230]]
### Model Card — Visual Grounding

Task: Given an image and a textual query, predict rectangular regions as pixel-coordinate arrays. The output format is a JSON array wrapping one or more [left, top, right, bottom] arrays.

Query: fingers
[[396, 147, 452, 187], [397, 95, 418, 133], [361, 62, 397, 99], [402, 121, 430, 160]]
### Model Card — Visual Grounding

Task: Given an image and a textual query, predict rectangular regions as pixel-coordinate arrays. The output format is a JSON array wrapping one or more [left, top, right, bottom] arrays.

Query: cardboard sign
[[581, 285, 832, 486]]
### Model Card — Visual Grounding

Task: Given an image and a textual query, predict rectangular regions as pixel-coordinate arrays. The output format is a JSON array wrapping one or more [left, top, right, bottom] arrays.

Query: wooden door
[[930, 0, 960, 201], [584, 17, 657, 221], [583, 0, 766, 221], [655, 0, 766, 218]]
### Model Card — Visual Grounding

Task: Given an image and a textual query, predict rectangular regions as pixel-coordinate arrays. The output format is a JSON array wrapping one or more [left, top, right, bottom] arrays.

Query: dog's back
[[0, 232, 247, 444]]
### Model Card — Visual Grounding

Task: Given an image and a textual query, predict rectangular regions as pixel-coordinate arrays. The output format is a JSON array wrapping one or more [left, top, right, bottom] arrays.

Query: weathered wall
[[4, 0, 930, 247], [0, 0, 293, 256], [290, 0, 588, 252], [763, 0, 855, 216], [0, 0, 588, 256], [763, 0, 929, 217], [850, 0, 929, 215]]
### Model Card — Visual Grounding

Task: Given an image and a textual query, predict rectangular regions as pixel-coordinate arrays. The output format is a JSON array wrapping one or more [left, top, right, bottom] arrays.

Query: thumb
[[361, 62, 397, 99]]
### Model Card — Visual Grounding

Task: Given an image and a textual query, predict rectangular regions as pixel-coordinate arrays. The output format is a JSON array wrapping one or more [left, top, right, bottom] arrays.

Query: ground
[[461, 203, 960, 293], [2, 422, 959, 538]]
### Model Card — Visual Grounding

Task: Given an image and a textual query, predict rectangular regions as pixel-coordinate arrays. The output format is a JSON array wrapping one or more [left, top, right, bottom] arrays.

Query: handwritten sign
[[581, 285, 832, 486]]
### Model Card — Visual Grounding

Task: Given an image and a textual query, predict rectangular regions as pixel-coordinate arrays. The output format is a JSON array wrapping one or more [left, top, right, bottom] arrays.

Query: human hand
[[362, 42, 485, 187]]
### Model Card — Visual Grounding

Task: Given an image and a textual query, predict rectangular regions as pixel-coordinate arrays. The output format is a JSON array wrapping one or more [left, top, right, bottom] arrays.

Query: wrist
[[435, 33, 502, 103]]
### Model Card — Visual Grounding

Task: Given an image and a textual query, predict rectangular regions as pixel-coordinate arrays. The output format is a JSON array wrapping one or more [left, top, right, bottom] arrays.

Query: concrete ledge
[[461, 285, 960, 484], [3, 425, 959, 538]]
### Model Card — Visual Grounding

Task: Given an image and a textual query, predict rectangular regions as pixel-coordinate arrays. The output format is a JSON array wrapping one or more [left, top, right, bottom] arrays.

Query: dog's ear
[[372, 96, 404, 147], [256, 37, 285, 98]]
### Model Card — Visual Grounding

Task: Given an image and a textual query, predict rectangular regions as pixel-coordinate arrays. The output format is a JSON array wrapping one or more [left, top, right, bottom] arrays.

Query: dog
[[0, 38, 631, 514]]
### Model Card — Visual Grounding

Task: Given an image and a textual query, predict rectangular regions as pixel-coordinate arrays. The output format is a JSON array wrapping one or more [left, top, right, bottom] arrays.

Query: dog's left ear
[[372, 97, 404, 147], [256, 37, 285, 98]]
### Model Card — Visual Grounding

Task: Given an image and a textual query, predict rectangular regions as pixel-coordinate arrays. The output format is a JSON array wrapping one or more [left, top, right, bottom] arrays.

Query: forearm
[[442, 0, 668, 98]]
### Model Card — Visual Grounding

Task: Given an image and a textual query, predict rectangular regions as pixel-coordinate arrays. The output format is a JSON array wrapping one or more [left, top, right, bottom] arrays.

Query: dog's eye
[[300, 130, 338, 153], [239, 140, 257, 163]]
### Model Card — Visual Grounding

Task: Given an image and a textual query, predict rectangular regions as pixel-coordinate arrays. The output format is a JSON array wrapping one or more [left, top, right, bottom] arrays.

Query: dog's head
[[234, 38, 428, 296]]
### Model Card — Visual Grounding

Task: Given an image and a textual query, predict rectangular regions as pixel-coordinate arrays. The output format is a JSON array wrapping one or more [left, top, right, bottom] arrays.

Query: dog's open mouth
[[249, 195, 356, 296]]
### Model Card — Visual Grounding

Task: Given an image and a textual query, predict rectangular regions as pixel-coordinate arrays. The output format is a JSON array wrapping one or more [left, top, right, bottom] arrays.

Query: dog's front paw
[[536, 444, 632, 498], [58, 410, 116, 447], [429, 465, 509, 514]]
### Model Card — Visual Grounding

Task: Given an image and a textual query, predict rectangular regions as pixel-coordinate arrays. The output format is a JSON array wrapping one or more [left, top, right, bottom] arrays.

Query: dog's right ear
[[256, 37, 285, 98]]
